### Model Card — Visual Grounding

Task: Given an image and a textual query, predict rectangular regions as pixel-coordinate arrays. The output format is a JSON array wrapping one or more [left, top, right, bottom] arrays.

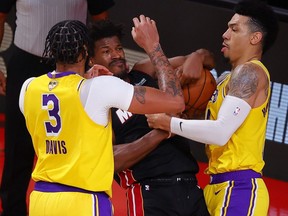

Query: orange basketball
[[182, 69, 216, 119]]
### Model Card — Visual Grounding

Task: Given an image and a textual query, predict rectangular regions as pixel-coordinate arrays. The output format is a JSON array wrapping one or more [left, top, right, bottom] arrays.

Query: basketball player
[[0, 1, 114, 215], [19, 16, 185, 216], [87, 20, 215, 215], [146, 0, 279, 215]]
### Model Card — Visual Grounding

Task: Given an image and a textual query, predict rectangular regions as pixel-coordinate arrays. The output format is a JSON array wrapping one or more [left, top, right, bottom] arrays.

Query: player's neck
[[56, 63, 85, 76], [231, 54, 261, 70]]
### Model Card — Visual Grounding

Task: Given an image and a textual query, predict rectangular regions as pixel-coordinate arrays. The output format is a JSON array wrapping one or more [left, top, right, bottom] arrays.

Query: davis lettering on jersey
[[46, 140, 67, 154]]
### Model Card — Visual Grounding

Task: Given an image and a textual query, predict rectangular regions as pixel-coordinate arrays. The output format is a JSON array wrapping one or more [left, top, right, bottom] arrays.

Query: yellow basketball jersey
[[23, 73, 113, 196], [205, 60, 270, 175]]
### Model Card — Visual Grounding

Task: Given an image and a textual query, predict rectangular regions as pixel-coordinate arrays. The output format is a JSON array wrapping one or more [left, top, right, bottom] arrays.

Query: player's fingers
[[99, 68, 113, 76], [146, 16, 151, 22], [139, 14, 146, 23], [132, 17, 140, 27], [131, 27, 136, 38]]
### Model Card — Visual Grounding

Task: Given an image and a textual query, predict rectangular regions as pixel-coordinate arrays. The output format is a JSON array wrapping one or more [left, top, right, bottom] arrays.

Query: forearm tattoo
[[134, 86, 146, 104], [148, 44, 182, 97], [229, 64, 258, 99]]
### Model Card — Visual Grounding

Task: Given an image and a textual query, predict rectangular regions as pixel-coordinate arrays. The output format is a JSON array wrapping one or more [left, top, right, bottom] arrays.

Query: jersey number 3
[[42, 94, 61, 136]]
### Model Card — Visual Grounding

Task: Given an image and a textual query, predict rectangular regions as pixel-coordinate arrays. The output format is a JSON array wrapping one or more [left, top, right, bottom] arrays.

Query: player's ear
[[89, 57, 94, 67], [250, 32, 262, 45]]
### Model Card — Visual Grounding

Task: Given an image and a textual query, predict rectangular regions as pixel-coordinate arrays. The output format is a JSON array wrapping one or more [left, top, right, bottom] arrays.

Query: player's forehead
[[94, 36, 122, 49], [228, 14, 250, 28]]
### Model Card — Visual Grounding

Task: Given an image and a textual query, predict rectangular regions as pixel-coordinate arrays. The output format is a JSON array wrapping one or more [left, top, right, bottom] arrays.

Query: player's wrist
[[145, 43, 161, 55]]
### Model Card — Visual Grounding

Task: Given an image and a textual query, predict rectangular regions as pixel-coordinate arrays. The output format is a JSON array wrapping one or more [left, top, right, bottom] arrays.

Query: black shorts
[[125, 175, 209, 216]]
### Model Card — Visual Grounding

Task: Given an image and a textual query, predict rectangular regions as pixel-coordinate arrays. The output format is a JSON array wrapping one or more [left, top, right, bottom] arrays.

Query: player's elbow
[[211, 134, 230, 146]]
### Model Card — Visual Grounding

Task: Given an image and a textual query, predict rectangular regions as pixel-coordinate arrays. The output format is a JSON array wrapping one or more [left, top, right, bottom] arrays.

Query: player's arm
[[132, 55, 186, 79], [113, 129, 169, 172], [146, 63, 265, 146], [133, 48, 215, 84], [228, 62, 268, 108], [83, 16, 184, 125], [179, 48, 215, 85], [19, 77, 35, 114], [130, 15, 184, 113]]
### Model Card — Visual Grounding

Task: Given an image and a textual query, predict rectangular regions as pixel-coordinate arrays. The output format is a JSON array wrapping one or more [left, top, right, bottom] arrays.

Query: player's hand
[[179, 52, 204, 86], [0, 70, 6, 95], [84, 64, 113, 79], [131, 15, 159, 53], [145, 113, 172, 132], [196, 48, 215, 70]]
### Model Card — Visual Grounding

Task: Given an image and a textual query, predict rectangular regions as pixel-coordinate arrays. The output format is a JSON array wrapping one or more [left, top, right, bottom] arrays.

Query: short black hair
[[87, 19, 124, 56], [234, 0, 279, 54], [43, 20, 90, 65]]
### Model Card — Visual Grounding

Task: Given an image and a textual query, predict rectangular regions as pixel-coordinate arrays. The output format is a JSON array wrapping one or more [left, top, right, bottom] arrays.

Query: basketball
[[182, 69, 216, 119]]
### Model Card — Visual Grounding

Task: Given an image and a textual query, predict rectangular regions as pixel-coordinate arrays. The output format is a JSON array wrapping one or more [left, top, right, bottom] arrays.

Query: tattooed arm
[[126, 15, 184, 114], [131, 15, 183, 99], [228, 62, 269, 108], [145, 62, 269, 145]]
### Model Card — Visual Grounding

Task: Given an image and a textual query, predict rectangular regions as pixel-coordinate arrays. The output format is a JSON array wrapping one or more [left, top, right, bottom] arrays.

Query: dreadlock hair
[[234, 0, 279, 54], [42, 20, 90, 65], [87, 19, 124, 57]]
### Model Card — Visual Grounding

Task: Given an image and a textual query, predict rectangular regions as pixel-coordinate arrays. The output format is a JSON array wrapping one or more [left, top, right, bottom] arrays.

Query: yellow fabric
[[29, 190, 113, 216], [24, 74, 113, 196], [204, 178, 269, 216], [205, 60, 270, 174]]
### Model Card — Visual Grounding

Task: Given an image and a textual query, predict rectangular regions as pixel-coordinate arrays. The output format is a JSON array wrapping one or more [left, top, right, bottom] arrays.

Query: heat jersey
[[205, 60, 270, 174], [112, 70, 199, 187]]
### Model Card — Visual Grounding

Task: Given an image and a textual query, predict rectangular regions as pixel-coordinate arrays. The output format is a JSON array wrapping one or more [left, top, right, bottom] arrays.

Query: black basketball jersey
[[112, 70, 199, 185]]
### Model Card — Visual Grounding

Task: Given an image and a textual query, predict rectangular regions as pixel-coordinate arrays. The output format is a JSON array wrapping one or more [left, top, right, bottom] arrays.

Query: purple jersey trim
[[210, 170, 262, 184], [47, 71, 77, 78], [34, 181, 106, 195]]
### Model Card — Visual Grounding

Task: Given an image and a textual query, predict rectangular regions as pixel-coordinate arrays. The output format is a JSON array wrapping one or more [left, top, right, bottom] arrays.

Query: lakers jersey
[[23, 72, 113, 196], [205, 60, 270, 175]]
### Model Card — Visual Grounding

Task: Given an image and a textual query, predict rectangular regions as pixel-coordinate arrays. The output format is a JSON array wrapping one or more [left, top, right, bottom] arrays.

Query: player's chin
[[221, 50, 230, 63], [112, 68, 128, 79], [112, 64, 127, 72], [222, 55, 231, 64]]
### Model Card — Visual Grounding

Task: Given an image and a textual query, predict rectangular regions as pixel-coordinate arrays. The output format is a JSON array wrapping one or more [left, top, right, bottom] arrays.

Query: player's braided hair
[[42, 20, 90, 65]]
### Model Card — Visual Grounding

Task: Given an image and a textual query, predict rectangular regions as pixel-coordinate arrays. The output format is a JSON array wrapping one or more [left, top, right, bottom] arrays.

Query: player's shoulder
[[236, 61, 268, 81], [88, 75, 123, 85], [83, 75, 131, 93], [22, 77, 36, 90]]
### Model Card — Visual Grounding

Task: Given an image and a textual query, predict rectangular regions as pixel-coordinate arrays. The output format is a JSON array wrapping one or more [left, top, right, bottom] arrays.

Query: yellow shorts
[[204, 170, 269, 216], [29, 182, 113, 216]]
